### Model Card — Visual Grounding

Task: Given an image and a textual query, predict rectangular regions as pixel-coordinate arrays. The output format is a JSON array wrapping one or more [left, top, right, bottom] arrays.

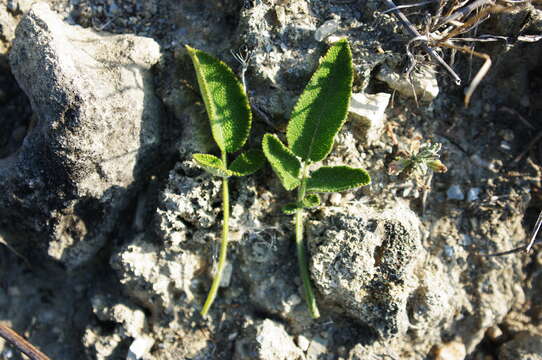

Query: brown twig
[[383, 0, 463, 84], [0, 324, 51, 360]]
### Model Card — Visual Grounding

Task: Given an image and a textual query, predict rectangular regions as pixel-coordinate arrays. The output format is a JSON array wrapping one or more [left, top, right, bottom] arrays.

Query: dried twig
[[0, 324, 51, 360], [438, 42, 491, 106], [383, 0, 463, 84]]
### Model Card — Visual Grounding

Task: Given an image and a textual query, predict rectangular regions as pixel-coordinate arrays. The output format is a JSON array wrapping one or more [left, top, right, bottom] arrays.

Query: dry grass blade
[[0, 324, 51, 360], [526, 210, 542, 252], [438, 42, 491, 106]]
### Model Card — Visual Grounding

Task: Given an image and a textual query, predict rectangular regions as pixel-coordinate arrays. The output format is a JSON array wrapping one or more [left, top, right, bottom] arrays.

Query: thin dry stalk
[[0, 324, 51, 360]]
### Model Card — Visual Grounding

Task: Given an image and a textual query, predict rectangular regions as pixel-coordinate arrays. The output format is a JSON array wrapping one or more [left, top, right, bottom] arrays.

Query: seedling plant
[[262, 40, 371, 318], [186, 46, 264, 316]]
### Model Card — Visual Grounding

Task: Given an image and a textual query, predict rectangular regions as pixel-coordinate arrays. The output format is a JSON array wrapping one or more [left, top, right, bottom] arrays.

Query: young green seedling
[[186, 46, 264, 316], [262, 39, 371, 318]]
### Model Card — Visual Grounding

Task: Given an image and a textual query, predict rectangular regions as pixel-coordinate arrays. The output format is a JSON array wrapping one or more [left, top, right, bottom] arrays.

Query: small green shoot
[[186, 45, 264, 316], [262, 39, 371, 318], [387, 141, 447, 181]]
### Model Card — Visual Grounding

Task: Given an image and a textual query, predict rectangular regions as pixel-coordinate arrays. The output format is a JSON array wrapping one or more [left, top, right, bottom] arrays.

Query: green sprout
[[387, 141, 447, 181], [262, 39, 371, 318], [186, 46, 264, 316]]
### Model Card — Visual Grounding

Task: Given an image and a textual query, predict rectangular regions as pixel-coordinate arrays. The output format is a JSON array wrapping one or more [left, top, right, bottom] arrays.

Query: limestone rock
[[309, 202, 425, 338], [110, 234, 204, 314], [377, 65, 439, 101], [2, 3, 162, 268], [234, 319, 304, 360], [349, 92, 390, 145]]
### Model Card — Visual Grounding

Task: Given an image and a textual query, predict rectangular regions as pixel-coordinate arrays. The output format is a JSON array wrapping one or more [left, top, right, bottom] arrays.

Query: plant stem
[[295, 164, 320, 319], [201, 152, 230, 316]]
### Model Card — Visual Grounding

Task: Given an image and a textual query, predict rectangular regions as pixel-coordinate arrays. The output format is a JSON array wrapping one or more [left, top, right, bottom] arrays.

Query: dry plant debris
[[383, 0, 541, 106]]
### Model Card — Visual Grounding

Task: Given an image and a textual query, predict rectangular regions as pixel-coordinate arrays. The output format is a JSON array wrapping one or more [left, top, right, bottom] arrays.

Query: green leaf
[[262, 134, 301, 191], [229, 149, 265, 176], [281, 194, 321, 215], [282, 203, 300, 215], [286, 39, 353, 163], [302, 194, 321, 208], [193, 153, 230, 177], [186, 46, 251, 153], [307, 166, 370, 192]]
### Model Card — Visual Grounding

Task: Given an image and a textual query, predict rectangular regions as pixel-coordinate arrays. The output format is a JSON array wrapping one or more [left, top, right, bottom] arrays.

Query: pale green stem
[[295, 164, 320, 319], [201, 152, 230, 316]]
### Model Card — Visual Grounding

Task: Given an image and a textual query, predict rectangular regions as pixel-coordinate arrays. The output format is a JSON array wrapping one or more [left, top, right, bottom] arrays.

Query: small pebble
[[330, 193, 342, 206], [126, 336, 154, 360], [443, 245, 454, 258], [314, 18, 340, 42], [486, 326, 503, 342], [500, 141, 512, 151], [296, 335, 310, 352], [219, 262, 233, 287], [434, 341, 466, 360], [447, 185, 464, 201], [466, 188, 481, 202]]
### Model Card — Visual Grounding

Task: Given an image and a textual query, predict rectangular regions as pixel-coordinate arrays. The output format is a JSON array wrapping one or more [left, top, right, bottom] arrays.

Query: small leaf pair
[[186, 46, 264, 316], [193, 150, 264, 178], [261, 39, 371, 318]]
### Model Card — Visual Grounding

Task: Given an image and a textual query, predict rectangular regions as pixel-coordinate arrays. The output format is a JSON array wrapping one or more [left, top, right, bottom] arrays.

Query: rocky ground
[[0, 0, 542, 359]]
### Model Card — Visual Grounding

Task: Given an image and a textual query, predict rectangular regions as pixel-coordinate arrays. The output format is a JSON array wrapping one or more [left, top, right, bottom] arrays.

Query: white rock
[[234, 319, 303, 360], [126, 336, 155, 360], [377, 65, 439, 101], [314, 18, 340, 42], [296, 335, 311, 352], [219, 261, 233, 287], [349, 92, 390, 144], [466, 188, 481, 202]]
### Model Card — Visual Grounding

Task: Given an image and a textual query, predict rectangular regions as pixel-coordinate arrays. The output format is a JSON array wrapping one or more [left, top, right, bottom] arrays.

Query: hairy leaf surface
[[302, 193, 321, 208], [229, 149, 265, 176], [262, 134, 301, 190], [307, 166, 370, 192], [282, 203, 299, 215], [286, 40, 353, 162], [186, 46, 251, 153], [193, 153, 230, 177]]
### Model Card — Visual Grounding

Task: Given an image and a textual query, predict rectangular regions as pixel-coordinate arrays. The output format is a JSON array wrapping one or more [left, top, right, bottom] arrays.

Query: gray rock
[[110, 234, 204, 314], [309, 202, 424, 338], [239, 228, 305, 321], [234, 319, 304, 360], [306, 336, 328, 360], [376, 65, 439, 102], [349, 92, 391, 145], [499, 332, 542, 360], [237, 0, 392, 121], [90, 294, 146, 338], [2, 3, 162, 268]]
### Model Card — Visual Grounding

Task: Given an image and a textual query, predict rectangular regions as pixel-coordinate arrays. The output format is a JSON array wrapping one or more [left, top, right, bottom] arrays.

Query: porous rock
[[237, 0, 392, 121], [234, 319, 304, 360], [110, 234, 204, 314], [2, 3, 162, 268], [309, 202, 425, 338]]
